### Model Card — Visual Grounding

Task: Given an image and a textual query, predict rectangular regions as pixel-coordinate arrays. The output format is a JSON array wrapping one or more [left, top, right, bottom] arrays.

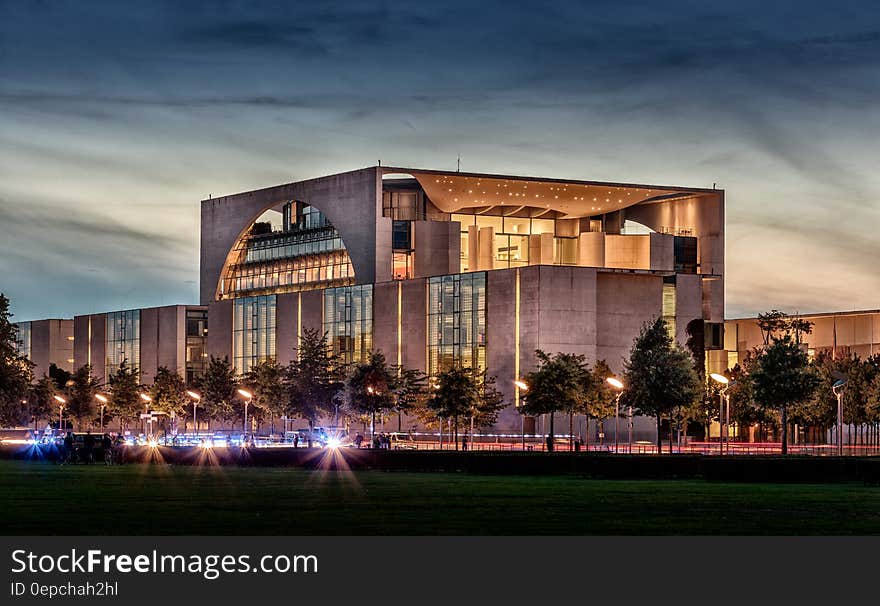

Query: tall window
[[14, 322, 31, 360], [662, 277, 676, 340], [106, 310, 141, 376], [323, 285, 373, 365], [185, 309, 208, 383], [233, 296, 276, 374], [427, 272, 486, 375]]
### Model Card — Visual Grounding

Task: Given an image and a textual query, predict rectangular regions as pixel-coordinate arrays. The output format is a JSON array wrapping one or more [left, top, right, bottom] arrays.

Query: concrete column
[[478, 226, 494, 271], [578, 232, 605, 267]]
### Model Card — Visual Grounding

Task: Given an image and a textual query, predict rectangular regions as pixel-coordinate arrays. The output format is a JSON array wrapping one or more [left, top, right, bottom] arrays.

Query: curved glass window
[[220, 202, 354, 299]]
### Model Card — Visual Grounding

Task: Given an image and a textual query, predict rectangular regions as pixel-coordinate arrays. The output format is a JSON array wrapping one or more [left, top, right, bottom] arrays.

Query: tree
[[620, 317, 701, 453], [149, 367, 189, 433], [242, 359, 286, 433], [347, 351, 395, 442], [66, 365, 101, 430], [750, 334, 817, 454], [108, 359, 142, 430], [285, 329, 343, 447], [0, 293, 33, 427], [198, 356, 238, 428], [424, 365, 476, 450], [756, 310, 789, 346], [520, 350, 590, 452], [389, 365, 428, 432], [586, 359, 617, 446], [28, 375, 57, 430], [467, 369, 506, 442]]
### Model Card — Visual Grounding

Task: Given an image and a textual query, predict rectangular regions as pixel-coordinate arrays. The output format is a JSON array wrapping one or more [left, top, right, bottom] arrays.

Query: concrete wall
[[372, 282, 398, 367], [29, 319, 73, 379], [207, 300, 233, 363], [140, 305, 190, 381], [674, 273, 703, 347], [413, 220, 460, 278], [275, 293, 298, 366], [604, 234, 651, 269], [200, 167, 382, 304], [596, 273, 663, 372]]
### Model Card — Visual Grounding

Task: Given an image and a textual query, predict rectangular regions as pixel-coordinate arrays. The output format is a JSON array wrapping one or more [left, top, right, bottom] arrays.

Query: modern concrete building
[[13, 319, 74, 379], [201, 166, 726, 435], [723, 309, 880, 368], [72, 304, 208, 384]]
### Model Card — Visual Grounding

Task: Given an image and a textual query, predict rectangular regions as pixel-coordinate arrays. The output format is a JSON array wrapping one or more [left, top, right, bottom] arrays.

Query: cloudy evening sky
[[2, 0, 880, 320]]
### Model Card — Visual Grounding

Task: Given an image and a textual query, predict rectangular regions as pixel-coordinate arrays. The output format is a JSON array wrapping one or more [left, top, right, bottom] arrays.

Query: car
[[387, 432, 418, 450]]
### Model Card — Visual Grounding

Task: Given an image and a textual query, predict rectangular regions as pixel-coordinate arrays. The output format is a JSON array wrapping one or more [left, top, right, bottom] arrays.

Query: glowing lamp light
[[514, 380, 529, 392], [95, 394, 108, 403], [139, 393, 152, 403], [147, 439, 158, 448], [709, 373, 730, 385], [237, 388, 253, 399], [53, 395, 66, 404], [186, 390, 201, 400], [606, 377, 624, 390], [326, 437, 341, 449]]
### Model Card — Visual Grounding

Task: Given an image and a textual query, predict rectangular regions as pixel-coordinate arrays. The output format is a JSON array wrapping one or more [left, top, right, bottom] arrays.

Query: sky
[[2, 0, 880, 321]]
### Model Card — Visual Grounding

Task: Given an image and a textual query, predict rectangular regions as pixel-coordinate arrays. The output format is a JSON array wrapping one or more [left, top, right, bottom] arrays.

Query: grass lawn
[[1, 460, 879, 535]]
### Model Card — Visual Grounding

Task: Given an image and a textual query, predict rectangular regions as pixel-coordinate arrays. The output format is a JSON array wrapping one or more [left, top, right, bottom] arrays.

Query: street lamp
[[237, 388, 253, 441], [606, 377, 624, 453], [710, 373, 730, 455], [95, 394, 108, 432], [186, 390, 201, 433], [832, 379, 847, 456], [53, 395, 66, 432], [514, 380, 529, 451], [139, 393, 152, 436]]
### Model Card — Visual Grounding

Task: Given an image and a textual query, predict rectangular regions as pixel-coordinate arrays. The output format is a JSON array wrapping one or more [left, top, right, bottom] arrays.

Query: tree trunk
[[584, 417, 590, 450], [454, 417, 459, 451], [548, 413, 555, 452], [569, 412, 574, 451], [781, 405, 788, 455], [656, 414, 662, 453], [668, 418, 674, 454]]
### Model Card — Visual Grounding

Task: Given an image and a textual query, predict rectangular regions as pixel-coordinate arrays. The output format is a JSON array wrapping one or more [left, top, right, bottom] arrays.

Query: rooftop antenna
[[457, 155, 461, 172], [378, 159, 381, 166]]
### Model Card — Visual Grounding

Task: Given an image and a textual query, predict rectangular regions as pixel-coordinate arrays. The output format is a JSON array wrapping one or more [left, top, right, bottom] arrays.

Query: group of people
[[60, 431, 121, 465]]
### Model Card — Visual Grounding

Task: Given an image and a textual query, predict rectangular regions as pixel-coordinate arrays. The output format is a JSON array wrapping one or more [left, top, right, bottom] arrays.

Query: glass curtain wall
[[233, 296, 277, 374], [427, 272, 487, 375], [14, 322, 31, 360], [106, 310, 141, 376], [323, 285, 373, 366]]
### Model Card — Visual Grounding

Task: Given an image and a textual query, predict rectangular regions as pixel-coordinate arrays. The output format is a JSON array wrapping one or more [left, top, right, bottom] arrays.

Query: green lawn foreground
[[1, 460, 879, 535]]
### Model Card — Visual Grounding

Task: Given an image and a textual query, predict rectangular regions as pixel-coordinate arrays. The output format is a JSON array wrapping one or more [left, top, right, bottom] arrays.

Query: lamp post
[[606, 377, 624, 453], [139, 393, 152, 437], [95, 394, 108, 432], [832, 379, 847, 456], [710, 373, 730, 455], [53, 395, 66, 432], [237, 388, 253, 442], [514, 380, 529, 451], [186, 390, 201, 433]]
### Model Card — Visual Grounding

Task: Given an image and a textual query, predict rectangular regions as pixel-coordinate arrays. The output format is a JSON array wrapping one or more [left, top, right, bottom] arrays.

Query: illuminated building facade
[[72, 305, 208, 384], [201, 166, 726, 435]]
